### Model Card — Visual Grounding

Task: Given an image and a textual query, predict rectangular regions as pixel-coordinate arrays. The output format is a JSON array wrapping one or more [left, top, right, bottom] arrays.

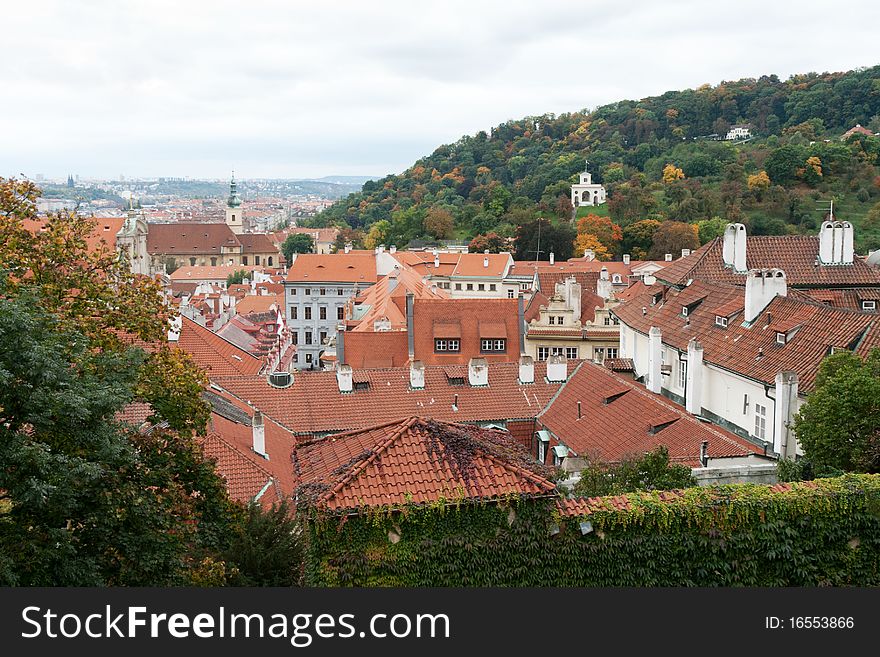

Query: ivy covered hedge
[[304, 474, 880, 586]]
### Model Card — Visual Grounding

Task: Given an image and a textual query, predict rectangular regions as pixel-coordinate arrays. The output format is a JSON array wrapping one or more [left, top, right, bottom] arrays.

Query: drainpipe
[[406, 292, 415, 361], [518, 292, 525, 354]]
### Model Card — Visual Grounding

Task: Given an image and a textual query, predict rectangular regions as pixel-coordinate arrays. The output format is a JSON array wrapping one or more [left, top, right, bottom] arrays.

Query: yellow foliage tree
[[662, 164, 685, 184], [747, 170, 771, 191], [573, 233, 611, 260], [806, 156, 823, 178]]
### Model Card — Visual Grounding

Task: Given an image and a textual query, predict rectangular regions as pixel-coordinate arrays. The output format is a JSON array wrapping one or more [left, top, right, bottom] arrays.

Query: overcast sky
[[2, 0, 878, 181]]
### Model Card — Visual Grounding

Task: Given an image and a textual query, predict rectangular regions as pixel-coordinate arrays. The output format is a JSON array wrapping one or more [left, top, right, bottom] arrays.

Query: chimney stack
[[410, 360, 425, 389], [664, 253, 673, 262], [389, 245, 397, 254], [468, 358, 489, 386], [549, 251, 555, 265], [336, 364, 353, 393], [699, 441, 708, 467], [622, 254, 631, 265], [647, 326, 662, 394], [681, 248, 691, 257], [168, 316, 182, 342], [344, 242, 352, 254], [434, 253, 440, 268], [722, 223, 747, 272], [406, 292, 415, 360], [252, 410, 267, 458], [774, 371, 799, 458], [518, 355, 535, 384], [744, 269, 787, 323], [600, 266, 609, 280], [483, 256, 489, 268], [546, 354, 568, 382], [819, 220, 855, 265], [685, 338, 703, 415]]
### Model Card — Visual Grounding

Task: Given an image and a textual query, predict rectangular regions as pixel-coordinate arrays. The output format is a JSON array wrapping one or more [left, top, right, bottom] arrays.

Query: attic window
[[603, 390, 629, 405], [649, 418, 679, 434], [651, 293, 662, 306], [681, 306, 689, 317], [776, 332, 786, 345], [715, 315, 728, 328], [863, 300, 877, 311], [446, 376, 465, 386], [353, 381, 370, 392]]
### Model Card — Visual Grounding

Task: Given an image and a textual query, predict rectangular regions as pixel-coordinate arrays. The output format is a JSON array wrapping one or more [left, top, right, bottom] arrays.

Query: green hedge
[[304, 474, 880, 586]]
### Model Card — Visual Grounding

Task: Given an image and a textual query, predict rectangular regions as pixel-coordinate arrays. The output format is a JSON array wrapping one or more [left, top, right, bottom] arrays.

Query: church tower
[[116, 204, 150, 276], [225, 172, 244, 235]]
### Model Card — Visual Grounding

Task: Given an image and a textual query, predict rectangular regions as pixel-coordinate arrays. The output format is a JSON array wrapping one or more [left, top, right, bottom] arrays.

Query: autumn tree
[[573, 233, 611, 260], [363, 219, 391, 249], [332, 227, 365, 252], [575, 214, 622, 257], [648, 221, 699, 260], [747, 170, 771, 200], [424, 207, 455, 240], [469, 232, 508, 253], [662, 163, 685, 184]]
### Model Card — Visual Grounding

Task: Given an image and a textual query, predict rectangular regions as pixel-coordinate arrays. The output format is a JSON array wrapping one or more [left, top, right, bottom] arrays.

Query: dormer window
[[681, 306, 689, 317], [715, 315, 728, 328], [863, 300, 877, 312], [776, 332, 786, 345]]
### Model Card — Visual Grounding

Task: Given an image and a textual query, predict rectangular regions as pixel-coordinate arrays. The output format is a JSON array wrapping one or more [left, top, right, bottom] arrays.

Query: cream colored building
[[524, 275, 620, 363]]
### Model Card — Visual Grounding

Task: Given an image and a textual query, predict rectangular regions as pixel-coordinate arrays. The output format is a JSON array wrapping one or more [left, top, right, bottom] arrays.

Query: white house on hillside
[[570, 161, 607, 208]]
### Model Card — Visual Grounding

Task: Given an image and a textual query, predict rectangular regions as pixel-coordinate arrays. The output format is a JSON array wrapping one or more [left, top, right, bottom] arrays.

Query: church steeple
[[225, 170, 244, 234], [227, 171, 242, 208]]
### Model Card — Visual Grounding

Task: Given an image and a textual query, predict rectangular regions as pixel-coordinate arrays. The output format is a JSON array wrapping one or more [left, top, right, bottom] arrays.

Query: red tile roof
[[147, 222, 239, 255], [613, 280, 880, 391], [537, 362, 762, 467], [201, 432, 282, 508], [235, 294, 283, 315], [211, 360, 569, 436], [170, 264, 261, 281], [451, 253, 512, 277], [412, 298, 521, 365], [177, 316, 265, 376], [293, 417, 556, 511], [285, 253, 378, 283], [236, 233, 278, 254], [655, 236, 880, 288], [349, 266, 447, 332]]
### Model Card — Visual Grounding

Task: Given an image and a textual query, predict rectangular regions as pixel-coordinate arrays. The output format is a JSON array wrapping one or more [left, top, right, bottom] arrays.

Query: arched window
[[268, 256, 273, 266]]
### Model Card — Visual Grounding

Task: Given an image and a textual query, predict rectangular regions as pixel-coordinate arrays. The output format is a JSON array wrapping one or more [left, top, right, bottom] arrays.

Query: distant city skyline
[[2, 0, 878, 181]]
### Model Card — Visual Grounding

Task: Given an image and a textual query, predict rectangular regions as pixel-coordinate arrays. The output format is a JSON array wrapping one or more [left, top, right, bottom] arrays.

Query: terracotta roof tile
[[177, 316, 265, 376], [147, 222, 239, 255], [614, 280, 880, 391], [286, 253, 377, 283], [655, 236, 880, 288], [537, 362, 761, 467], [294, 417, 556, 511]]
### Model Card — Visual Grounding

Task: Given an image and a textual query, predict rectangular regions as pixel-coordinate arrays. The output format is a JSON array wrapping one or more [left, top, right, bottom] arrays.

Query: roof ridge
[[318, 417, 419, 505]]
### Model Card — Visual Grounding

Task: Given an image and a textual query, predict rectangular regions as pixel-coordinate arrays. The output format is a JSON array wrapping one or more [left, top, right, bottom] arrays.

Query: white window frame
[[538, 347, 550, 361], [715, 315, 728, 327], [679, 360, 687, 387], [754, 403, 767, 440], [607, 347, 618, 359], [863, 300, 876, 311], [776, 332, 786, 345], [565, 347, 578, 359], [435, 339, 460, 352], [481, 338, 506, 352]]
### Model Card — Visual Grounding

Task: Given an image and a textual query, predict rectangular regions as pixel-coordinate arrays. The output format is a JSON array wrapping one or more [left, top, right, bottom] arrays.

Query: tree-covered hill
[[311, 65, 880, 257]]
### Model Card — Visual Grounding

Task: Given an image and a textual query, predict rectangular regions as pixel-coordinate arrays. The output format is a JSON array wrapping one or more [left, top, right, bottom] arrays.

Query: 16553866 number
[[790, 617, 854, 629]]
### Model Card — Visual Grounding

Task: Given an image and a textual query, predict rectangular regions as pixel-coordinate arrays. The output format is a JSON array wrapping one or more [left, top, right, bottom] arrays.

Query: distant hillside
[[312, 65, 880, 255]]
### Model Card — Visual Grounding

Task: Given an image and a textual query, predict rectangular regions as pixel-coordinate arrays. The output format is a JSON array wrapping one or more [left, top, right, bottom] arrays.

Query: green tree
[[793, 349, 880, 473], [0, 294, 236, 585], [622, 219, 661, 259], [696, 216, 727, 244], [364, 219, 391, 249], [281, 233, 315, 261], [572, 446, 697, 498], [227, 269, 250, 286], [513, 218, 576, 261], [224, 501, 303, 586]]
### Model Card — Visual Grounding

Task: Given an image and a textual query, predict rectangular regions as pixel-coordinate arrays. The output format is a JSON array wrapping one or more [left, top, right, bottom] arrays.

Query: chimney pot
[[252, 410, 267, 458], [549, 252, 555, 265], [622, 254, 631, 265]]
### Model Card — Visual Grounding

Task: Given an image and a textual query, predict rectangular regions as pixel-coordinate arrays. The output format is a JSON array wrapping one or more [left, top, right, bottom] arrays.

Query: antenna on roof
[[527, 218, 545, 261]]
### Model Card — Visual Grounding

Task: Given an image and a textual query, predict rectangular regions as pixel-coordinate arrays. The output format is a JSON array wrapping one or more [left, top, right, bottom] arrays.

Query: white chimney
[[622, 254, 631, 265], [832, 222, 843, 263], [583, 249, 595, 262], [744, 269, 787, 323], [410, 360, 425, 389], [252, 410, 266, 458], [167, 315, 182, 342], [774, 371, 799, 458], [389, 245, 397, 254], [468, 357, 489, 386], [722, 223, 747, 271], [685, 338, 703, 415], [434, 253, 440, 268], [596, 276, 613, 300], [819, 220, 834, 264], [518, 355, 535, 384], [664, 253, 673, 262], [483, 256, 489, 268], [344, 242, 352, 254], [681, 248, 691, 257], [546, 354, 568, 382], [842, 222, 854, 264], [549, 251, 555, 265], [647, 326, 662, 394], [378, 245, 385, 253], [600, 266, 609, 281], [336, 364, 353, 392]]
